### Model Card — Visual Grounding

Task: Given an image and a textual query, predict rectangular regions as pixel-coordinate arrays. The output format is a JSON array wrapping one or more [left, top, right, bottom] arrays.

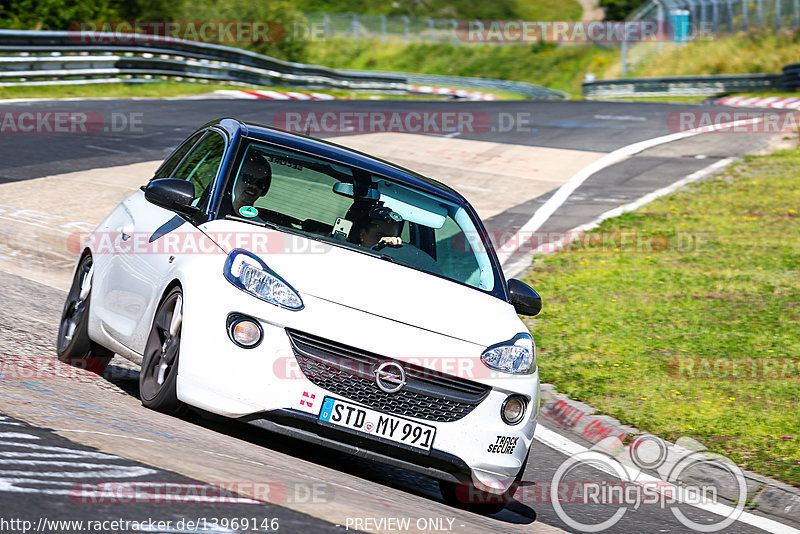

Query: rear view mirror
[[507, 279, 542, 316], [332, 182, 379, 199]]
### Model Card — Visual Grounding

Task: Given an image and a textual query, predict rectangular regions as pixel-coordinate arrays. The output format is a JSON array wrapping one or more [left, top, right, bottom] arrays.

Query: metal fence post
[[380, 15, 387, 42], [742, 0, 749, 29], [794, 0, 799, 26], [713, 0, 720, 31], [727, 0, 734, 31], [322, 13, 331, 39], [426, 18, 435, 41], [621, 38, 628, 76], [451, 19, 459, 45], [402, 16, 410, 40], [351, 14, 359, 39], [757, 0, 763, 24], [776, 0, 782, 28]]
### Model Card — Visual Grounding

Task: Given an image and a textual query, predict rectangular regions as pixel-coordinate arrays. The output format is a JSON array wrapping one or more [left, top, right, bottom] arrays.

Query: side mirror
[[508, 279, 542, 316], [144, 178, 198, 216]]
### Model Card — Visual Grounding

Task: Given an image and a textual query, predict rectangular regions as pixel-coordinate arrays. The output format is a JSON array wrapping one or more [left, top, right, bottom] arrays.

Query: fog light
[[501, 396, 527, 425], [227, 314, 263, 348]]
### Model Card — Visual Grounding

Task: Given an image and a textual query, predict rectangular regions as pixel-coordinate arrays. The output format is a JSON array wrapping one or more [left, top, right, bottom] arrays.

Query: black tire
[[139, 286, 185, 415], [439, 450, 529, 515], [56, 254, 113, 374]]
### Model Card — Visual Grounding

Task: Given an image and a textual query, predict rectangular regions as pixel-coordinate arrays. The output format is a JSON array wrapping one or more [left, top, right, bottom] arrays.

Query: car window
[[171, 131, 226, 208], [253, 153, 352, 226], [435, 217, 483, 288], [152, 131, 205, 180], [218, 139, 499, 295]]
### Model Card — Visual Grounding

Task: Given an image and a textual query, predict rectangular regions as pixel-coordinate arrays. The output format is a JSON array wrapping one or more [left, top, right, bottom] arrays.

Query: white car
[[57, 118, 543, 513]]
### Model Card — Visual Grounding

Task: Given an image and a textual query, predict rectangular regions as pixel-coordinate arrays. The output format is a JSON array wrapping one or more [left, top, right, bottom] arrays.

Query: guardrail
[[582, 73, 788, 97], [783, 63, 800, 92], [0, 30, 406, 90], [0, 29, 565, 99]]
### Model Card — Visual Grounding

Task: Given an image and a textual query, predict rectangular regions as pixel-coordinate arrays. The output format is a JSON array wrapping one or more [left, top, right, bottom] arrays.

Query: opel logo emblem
[[374, 361, 406, 394]]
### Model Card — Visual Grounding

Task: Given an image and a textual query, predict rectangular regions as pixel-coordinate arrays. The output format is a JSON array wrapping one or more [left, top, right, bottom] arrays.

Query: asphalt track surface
[[0, 97, 795, 534]]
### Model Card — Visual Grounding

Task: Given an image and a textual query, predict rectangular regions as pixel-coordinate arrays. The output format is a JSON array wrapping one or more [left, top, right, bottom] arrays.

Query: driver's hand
[[378, 236, 402, 246]]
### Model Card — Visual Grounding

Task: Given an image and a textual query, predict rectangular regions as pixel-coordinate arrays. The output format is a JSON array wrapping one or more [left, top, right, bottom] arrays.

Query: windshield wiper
[[223, 213, 330, 243], [225, 213, 297, 232]]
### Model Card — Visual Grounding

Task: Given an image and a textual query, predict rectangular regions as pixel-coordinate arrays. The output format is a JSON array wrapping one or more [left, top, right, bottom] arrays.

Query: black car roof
[[209, 117, 467, 204]]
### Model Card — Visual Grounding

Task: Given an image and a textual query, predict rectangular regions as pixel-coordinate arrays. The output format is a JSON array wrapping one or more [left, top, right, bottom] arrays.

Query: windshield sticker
[[488, 436, 519, 454], [239, 206, 259, 218], [266, 155, 302, 170]]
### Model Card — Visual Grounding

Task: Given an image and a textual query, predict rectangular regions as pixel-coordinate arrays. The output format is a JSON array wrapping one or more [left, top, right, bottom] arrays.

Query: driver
[[357, 204, 404, 248], [232, 151, 272, 213]]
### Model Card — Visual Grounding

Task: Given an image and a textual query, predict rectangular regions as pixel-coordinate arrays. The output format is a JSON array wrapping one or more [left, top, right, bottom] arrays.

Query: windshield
[[216, 139, 500, 294]]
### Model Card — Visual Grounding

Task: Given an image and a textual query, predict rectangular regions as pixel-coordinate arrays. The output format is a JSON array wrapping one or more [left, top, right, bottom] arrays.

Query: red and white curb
[[212, 87, 498, 101], [213, 89, 335, 100], [408, 85, 497, 101], [708, 95, 800, 108]]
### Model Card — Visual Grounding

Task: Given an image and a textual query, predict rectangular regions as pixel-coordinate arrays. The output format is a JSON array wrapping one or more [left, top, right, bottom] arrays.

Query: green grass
[[594, 92, 800, 104], [308, 40, 618, 97], [630, 28, 800, 77], [295, 0, 583, 21], [0, 81, 481, 101], [0, 82, 251, 100], [522, 149, 800, 486], [589, 95, 713, 103]]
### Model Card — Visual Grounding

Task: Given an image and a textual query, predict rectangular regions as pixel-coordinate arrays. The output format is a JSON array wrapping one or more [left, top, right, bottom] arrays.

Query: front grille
[[286, 329, 491, 423]]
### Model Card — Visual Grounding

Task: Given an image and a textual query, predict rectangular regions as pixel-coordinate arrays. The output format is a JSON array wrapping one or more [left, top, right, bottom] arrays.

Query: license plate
[[318, 397, 436, 452]]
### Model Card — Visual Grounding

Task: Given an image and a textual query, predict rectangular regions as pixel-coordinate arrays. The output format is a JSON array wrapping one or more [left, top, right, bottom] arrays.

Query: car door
[[92, 128, 228, 355]]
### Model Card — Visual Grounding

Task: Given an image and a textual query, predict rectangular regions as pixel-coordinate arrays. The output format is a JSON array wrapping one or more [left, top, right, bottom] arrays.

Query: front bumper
[[241, 409, 471, 484], [175, 263, 539, 493]]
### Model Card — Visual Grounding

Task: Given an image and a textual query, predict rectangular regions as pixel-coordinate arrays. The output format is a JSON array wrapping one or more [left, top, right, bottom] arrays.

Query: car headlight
[[481, 333, 536, 375], [223, 249, 303, 310]]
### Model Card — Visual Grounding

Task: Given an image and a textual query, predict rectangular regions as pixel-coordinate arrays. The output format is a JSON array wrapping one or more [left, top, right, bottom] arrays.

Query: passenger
[[232, 151, 272, 213], [357, 204, 403, 248]]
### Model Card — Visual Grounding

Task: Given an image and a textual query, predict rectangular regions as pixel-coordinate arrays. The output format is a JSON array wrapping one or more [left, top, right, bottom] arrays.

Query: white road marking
[[502, 157, 736, 277], [52, 429, 157, 442], [85, 144, 127, 154], [593, 114, 647, 121], [497, 115, 766, 267], [534, 424, 800, 534], [0, 432, 39, 439]]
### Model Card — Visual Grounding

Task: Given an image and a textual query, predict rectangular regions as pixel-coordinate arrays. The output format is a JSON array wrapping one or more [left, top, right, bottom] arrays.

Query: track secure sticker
[[239, 206, 258, 218], [488, 436, 519, 454]]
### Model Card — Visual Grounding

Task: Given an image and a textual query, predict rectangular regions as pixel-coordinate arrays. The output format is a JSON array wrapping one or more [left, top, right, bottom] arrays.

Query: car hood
[[201, 220, 522, 347]]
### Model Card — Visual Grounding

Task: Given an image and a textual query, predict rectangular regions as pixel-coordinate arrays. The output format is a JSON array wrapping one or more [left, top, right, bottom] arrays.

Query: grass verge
[[522, 147, 800, 486], [307, 40, 618, 97], [0, 81, 489, 101]]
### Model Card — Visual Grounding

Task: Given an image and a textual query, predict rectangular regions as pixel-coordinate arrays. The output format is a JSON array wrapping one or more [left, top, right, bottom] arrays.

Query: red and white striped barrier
[[407, 85, 497, 101], [213, 90, 335, 100], [708, 95, 800, 109], [212, 87, 500, 101]]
